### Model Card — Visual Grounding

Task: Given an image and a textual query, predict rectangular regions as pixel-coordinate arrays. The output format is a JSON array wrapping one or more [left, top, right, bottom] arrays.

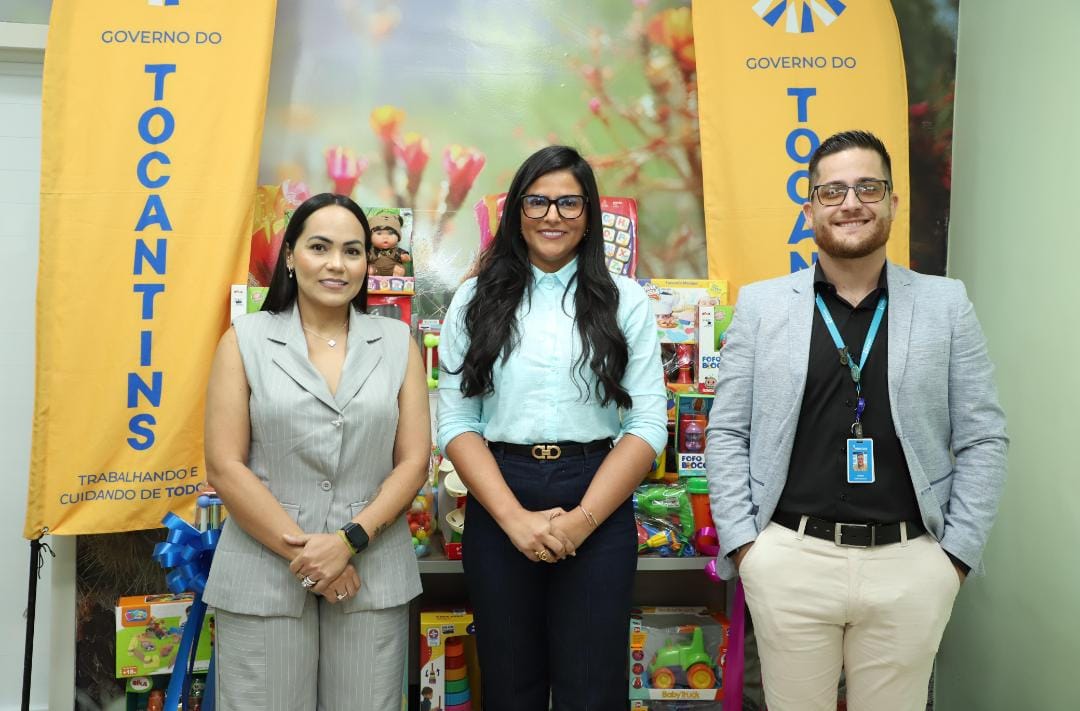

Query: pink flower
[[393, 132, 430, 196], [582, 64, 604, 91], [588, 97, 603, 115], [325, 146, 368, 196], [442, 145, 486, 210], [280, 179, 311, 209]]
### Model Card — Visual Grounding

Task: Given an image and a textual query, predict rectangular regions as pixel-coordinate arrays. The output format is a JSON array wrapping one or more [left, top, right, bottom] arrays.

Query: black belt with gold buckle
[[488, 439, 613, 461]]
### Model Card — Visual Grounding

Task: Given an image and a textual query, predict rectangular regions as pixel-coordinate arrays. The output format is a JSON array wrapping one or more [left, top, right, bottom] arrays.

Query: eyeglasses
[[810, 180, 891, 206], [521, 194, 587, 220]]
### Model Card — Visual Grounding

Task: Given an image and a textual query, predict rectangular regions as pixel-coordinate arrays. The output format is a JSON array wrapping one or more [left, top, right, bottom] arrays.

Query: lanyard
[[814, 292, 887, 436]]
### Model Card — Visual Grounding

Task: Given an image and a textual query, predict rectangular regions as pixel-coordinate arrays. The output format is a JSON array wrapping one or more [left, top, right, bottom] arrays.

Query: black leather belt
[[773, 510, 925, 548], [488, 439, 613, 461]]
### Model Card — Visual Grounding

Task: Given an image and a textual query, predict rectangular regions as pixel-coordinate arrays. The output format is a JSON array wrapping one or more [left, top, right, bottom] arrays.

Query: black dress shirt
[[776, 263, 921, 524]]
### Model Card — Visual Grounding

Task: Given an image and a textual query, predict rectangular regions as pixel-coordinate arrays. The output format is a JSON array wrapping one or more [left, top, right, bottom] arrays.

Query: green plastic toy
[[648, 626, 716, 690], [633, 483, 695, 538]]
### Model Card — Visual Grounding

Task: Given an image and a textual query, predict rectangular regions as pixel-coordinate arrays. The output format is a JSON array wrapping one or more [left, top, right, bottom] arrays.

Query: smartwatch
[[341, 522, 370, 555]]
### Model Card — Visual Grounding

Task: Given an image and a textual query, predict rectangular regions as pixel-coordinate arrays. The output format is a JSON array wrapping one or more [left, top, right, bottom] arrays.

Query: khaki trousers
[[739, 520, 960, 711]]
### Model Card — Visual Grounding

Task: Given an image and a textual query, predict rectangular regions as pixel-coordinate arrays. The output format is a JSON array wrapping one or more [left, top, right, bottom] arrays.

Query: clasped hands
[[283, 531, 359, 604], [504, 506, 594, 564]]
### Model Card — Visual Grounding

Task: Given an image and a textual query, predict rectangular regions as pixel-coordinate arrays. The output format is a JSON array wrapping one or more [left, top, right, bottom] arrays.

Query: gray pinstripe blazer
[[203, 304, 422, 616], [705, 261, 1008, 580]]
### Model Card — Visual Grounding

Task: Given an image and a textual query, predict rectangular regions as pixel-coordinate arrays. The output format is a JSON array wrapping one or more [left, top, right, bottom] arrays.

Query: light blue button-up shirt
[[437, 258, 668, 454]]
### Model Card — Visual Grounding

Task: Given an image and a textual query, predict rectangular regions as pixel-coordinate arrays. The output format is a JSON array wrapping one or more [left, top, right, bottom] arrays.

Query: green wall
[[938, 1, 1080, 708]]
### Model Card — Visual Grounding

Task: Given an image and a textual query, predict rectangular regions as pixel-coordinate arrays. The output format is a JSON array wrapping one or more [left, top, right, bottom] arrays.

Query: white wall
[[0, 21, 76, 711]]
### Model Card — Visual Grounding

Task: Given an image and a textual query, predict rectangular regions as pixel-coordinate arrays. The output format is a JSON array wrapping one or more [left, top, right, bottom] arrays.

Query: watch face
[[345, 523, 369, 552]]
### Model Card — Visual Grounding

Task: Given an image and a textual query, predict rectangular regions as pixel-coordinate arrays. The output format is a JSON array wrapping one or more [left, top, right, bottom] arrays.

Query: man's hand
[[733, 542, 753, 571]]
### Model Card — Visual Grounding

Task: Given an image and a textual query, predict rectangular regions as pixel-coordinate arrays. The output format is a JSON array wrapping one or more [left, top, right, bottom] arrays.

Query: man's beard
[[813, 217, 891, 259]]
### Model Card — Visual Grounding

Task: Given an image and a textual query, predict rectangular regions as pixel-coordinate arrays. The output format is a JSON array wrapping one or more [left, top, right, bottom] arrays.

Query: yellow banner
[[694, 0, 909, 297], [26, 1, 277, 536]]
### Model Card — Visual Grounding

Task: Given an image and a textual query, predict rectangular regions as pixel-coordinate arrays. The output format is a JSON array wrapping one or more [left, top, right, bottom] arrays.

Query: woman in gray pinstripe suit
[[202, 193, 430, 710]]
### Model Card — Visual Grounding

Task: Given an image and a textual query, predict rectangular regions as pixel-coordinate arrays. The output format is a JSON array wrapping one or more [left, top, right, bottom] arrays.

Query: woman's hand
[[550, 506, 595, 552], [499, 507, 575, 563], [322, 563, 361, 604], [284, 532, 353, 596]]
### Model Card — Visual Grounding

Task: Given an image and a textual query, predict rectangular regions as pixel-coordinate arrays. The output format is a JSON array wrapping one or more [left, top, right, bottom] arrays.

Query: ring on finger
[[336, 591, 346, 601], [535, 549, 550, 562]]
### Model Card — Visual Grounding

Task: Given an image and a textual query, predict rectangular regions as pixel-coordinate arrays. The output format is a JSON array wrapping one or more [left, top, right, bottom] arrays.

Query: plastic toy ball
[[197, 495, 210, 508], [423, 333, 439, 349], [411, 536, 419, 547], [414, 544, 429, 557], [416, 530, 428, 542]]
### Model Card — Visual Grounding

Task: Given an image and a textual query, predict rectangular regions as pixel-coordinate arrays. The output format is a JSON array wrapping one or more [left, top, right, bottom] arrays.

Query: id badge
[[846, 438, 875, 484]]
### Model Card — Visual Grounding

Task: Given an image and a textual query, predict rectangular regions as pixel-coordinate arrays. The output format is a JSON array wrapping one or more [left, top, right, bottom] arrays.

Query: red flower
[[393, 132, 430, 196], [909, 101, 930, 119], [443, 145, 486, 210], [325, 146, 368, 196], [647, 7, 695, 75], [370, 105, 406, 144]]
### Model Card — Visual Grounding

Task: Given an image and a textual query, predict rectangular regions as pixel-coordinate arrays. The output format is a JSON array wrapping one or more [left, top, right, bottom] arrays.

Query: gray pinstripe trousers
[[214, 595, 408, 711]]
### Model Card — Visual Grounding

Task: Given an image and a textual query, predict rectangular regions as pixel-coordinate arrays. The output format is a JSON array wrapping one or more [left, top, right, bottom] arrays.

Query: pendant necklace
[[301, 320, 348, 348]]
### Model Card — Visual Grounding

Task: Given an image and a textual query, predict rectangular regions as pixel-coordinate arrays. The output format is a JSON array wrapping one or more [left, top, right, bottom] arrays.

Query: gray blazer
[[203, 305, 422, 616], [705, 262, 1008, 580]]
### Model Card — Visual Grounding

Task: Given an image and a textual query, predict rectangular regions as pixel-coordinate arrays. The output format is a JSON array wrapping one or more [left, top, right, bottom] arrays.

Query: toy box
[[637, 280, 728, 344], [695, 304, 734, 394], [418, 609, 482, 711], [368, 293, 412, 326], [475, 193, 640, 276], [115, 593, 214, 678], [674, 391, 714, 477], [368, 274, 415, 294], [628, 607, 730, 703]]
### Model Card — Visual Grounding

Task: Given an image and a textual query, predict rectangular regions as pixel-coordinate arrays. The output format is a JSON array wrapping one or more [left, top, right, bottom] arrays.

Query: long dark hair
[[457, 145, 631, 408], [262, 193, 371, 313]]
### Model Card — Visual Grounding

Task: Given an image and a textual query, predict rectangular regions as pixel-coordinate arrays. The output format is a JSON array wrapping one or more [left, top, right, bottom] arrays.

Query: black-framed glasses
[[810, 179, 891, 206], [521, 194, 588, 220]]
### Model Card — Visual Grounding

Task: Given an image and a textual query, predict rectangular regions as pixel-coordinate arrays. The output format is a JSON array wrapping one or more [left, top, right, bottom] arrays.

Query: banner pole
[[21, 536, 41, 711]]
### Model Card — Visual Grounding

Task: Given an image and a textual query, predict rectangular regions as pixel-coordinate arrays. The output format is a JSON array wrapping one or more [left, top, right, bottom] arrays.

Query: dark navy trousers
[[462, 448, 636, 711]]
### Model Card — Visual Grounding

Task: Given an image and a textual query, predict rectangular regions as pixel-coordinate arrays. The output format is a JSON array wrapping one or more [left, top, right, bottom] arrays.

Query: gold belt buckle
[[531, 444, 562, 460]]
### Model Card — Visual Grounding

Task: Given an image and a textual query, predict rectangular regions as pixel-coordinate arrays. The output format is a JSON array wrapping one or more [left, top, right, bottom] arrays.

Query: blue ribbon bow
[[152, 512, 220, 711]]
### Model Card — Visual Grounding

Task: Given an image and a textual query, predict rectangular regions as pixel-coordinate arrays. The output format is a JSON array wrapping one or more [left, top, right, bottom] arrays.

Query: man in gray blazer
[[705, 130, 1007, 711]]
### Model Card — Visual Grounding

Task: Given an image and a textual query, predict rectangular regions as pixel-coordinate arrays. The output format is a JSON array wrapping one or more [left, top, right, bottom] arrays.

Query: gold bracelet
[[338, 529, 358, 555], [579, 505, 599, 529]]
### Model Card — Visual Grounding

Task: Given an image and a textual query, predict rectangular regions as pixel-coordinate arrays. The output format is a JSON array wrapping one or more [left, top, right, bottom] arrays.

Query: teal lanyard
[[814, 292, 887, 432]]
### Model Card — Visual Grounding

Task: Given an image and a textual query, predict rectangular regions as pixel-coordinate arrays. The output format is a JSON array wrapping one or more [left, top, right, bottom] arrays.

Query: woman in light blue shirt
[[438, 145, 667, 710]]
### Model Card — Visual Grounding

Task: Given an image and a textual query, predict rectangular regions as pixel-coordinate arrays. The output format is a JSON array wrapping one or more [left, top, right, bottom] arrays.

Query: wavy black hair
[[261, 193, 371, 313], [456, 145, 632, 408]]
